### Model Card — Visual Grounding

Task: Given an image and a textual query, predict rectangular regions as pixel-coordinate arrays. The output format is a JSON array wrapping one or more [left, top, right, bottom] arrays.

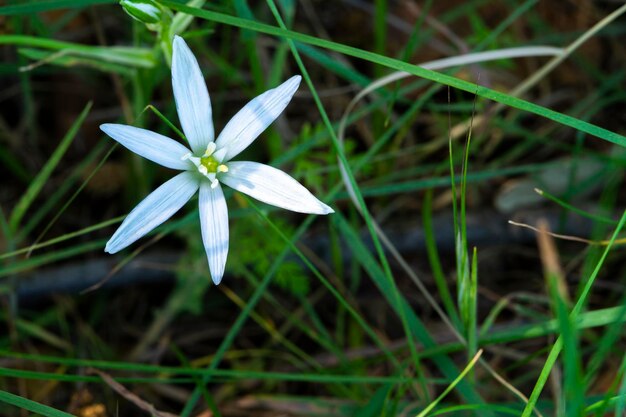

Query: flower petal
[[105, 171, 199, 253], [199, 182, 229, 284], [172, 35, 214, 153], [221, 161, 333, 215], [215, 75, 301, 161], [100, 124, 192, 170]]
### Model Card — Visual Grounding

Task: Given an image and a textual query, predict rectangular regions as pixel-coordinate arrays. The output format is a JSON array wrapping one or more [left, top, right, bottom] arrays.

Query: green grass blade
[[584, 301, 626, 391], [0, 217, 123, 261], [334, 212, 485, 406], [159, 0, 626, 148], [416, 350, 483, 417], [17, 140, 111, 242], [422, 189, 460, 326], [265, 3, 427, 397], [520, 210, 626, 417], [0, 390, 74, 417], [535, 188, 617, 225], [244, 198, 402, 362], [616, 355, 626, 416], [0, 240, 104, 278], [143, 105, 186, 140], [0, 0, 115, 16], [297, 43, 371, 86], [468, 248, 478, 362], [178, 214, 319, 416], [0, 363, 429, 385], [22, 143, 118, 256], [8, 101, 92, 232]]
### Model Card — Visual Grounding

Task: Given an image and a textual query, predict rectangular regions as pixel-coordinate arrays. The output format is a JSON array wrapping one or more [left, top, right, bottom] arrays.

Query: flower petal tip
[[283, 75, 302, 96], [211, 273, 223, 285], [172, 35, 190, 54], [314, 203, 334, 215], [289, 74, 302, 85], [104, 241, 115, 254]]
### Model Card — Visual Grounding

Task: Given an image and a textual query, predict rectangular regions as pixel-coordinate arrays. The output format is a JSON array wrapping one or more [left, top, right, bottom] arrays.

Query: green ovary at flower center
[[200, 154, 220, 174], [181, 143, 228, 188], [195, 154, 228, 189]]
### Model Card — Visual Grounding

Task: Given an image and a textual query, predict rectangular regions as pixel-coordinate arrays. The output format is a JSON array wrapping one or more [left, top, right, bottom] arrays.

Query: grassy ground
[[2, 0, 626, 416]]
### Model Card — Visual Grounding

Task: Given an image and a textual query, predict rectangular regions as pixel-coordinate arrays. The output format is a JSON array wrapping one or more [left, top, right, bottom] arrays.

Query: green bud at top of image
[[119, 0, 162, 24]]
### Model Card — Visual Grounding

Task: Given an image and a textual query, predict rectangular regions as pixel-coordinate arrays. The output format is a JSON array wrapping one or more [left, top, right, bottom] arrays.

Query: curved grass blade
[[416, 350, 483, 417], [159, 0, 626, 148]]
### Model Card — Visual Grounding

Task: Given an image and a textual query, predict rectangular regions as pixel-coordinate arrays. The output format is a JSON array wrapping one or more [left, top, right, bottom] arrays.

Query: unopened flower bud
[[120, 0, 162, 24]]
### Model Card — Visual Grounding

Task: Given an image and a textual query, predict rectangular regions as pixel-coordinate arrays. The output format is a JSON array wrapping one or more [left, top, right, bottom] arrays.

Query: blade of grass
[[0, 0, 115, 16], [422, 189, 460, 326], [0, 364, 431, 385], [468, 248, 478, 363], [17, 140, 110, 242], [8, 102, 92, 232], [616, 354, 626, 416], [218, 286, 354, 398], [415, 350, 483, 417], [0, 240, 104, 278], [0, 217, 121, 261], [159, 0, 626, 148], [12, 318, 72, 351], [520, 210, 626, 417], [297, 43, 371, 86], [334, 211, 484, 405], [475, 0, 538, 50], [238, 265, 370, 384], [508, 2, 626, 104], [178, 214, 338, 416], [244, 197, 403, 368], [169, 344, 222, 417], [24, 143, 118, 258], [143, 105, 186, 140], [535, 188, 617, 225], [5, 295, 626, 379], [584, 300, 626, 390], [266, 0, 427, 402], [0, 390, 74, 417], [455, 89, 476, 338], [427, 404, 522, 416]]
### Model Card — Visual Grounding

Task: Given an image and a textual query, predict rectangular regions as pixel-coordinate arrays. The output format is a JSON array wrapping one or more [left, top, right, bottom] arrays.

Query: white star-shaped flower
[[101, 35, 333, 284]]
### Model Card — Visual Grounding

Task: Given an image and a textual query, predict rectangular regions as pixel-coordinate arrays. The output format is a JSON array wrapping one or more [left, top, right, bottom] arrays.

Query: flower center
[[200, 154, 220, 174], [182, 142, 228, 189]]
